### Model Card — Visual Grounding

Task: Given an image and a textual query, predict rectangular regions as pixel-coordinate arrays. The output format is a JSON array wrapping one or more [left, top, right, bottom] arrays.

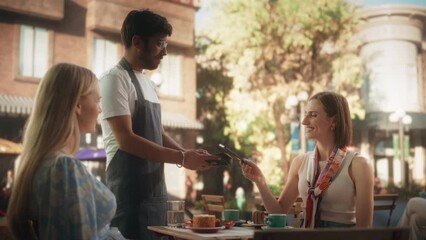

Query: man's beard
[[139, 50, 160, 70]]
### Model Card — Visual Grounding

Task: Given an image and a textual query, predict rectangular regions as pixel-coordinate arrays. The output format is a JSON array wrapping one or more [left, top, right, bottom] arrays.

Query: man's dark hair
[[121, 9, 173, 49]]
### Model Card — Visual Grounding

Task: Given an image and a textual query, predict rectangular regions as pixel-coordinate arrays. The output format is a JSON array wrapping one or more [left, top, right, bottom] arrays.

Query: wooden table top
[[148, 226, 255, 240]]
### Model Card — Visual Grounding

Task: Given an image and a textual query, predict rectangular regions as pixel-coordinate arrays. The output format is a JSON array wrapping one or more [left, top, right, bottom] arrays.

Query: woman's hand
[[241, 160, 265, 184]]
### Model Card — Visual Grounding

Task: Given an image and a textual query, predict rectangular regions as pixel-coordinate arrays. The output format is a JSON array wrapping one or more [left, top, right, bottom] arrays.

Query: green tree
[[196, 37, 254, 199], [198, 0, 364, 186]]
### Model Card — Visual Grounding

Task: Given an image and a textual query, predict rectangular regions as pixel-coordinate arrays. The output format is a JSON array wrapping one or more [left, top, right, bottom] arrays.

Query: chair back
[[421, 226, 426, 236], [201, 194, 225, 214], [290, 197, 303, 228], [290, 197, 303, 213], [374, 193, 398, 226], [253, 227, 409, 240], [0, 217, 13, 240]]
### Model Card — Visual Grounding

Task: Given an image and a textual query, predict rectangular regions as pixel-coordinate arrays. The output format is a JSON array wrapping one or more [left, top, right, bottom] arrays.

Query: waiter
[[99, 9, 217, 239]]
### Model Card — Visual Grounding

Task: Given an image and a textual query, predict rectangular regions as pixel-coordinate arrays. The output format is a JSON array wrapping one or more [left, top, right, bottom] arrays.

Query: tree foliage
[[196, 38, 254, 198], [197, 0, 364, 186]]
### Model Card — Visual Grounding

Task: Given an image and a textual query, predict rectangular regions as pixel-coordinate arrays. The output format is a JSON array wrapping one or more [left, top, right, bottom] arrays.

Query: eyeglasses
[[139, 36, 168, 50], [158, 40, 168, 50]]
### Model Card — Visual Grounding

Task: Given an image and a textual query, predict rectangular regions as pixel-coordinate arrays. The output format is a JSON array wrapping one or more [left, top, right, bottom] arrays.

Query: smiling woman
[[241, 91, 374, 229]]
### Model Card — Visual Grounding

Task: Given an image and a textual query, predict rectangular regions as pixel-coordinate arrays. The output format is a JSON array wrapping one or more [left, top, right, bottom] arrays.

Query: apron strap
[[119, 57, 145, 101]]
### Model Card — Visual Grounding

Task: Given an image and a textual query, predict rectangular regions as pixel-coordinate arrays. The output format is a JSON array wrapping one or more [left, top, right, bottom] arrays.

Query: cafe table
[[148, 226, 255, 240]]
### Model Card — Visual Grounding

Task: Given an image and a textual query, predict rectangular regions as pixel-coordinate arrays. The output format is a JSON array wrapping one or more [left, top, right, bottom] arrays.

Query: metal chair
[[290, 197, 303, 228], [374, 193, 398, 226], [0, 217, 13, 240]]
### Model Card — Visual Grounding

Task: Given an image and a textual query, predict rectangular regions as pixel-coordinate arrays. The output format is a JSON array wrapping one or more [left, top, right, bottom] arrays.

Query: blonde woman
[[7, 63, 118, 239]]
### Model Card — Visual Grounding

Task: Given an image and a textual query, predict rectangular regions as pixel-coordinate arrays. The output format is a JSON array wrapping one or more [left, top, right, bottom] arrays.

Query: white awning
[[0, 95, 33, 116], [0, 95, 203, 130], [162, 112, 203, 130]]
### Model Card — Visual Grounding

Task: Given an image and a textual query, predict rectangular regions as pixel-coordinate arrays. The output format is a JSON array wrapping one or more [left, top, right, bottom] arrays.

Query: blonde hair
[[7, 63, 97, 239]]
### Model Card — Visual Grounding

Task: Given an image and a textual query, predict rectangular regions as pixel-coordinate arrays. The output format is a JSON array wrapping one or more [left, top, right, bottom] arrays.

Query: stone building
[[357, 2, 426, 189]]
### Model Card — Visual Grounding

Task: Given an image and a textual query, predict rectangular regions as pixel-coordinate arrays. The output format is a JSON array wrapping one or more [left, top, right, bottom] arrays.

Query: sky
[[195, 0, 213, 32], [360, 0, 426, 5], [195, 0, 426, 30]]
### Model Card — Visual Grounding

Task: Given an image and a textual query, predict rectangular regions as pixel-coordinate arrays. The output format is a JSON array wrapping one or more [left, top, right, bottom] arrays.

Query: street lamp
[[389, 110, 412, 188]]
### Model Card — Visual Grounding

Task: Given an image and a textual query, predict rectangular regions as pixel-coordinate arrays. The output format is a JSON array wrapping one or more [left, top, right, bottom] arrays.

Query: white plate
[[186, 226, 225, 233]]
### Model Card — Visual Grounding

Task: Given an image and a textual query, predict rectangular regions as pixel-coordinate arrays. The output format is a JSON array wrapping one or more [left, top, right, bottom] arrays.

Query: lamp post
[[297, 91, 309, 153], [285, 91, 309, 154], [389, 110, 412, 188]]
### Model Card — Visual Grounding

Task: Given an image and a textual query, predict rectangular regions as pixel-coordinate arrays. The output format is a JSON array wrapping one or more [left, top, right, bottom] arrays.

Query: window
[[159, 53, 182, 97], [19, 25, 48, 78], [92, 38, 118, 77]]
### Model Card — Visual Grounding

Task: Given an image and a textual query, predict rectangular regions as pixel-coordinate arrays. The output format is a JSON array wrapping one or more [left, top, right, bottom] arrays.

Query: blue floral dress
[[30, 153, 116, 240]]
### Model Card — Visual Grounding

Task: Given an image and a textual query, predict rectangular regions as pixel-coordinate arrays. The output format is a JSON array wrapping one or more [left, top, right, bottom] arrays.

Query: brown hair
[[309, 91, 352, 148]]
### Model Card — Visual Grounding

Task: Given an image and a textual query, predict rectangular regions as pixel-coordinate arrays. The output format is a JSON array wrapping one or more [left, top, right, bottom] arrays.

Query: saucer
[[241, 223, 266, 228], [222, 220, 235, 229], [233, 220, 246, 227], [261, 226, 293, 230], [186, 226, 225, 233]]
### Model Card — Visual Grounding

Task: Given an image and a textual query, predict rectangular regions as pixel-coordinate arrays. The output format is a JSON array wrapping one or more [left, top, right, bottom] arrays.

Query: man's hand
[[183, 150, 220, 170]]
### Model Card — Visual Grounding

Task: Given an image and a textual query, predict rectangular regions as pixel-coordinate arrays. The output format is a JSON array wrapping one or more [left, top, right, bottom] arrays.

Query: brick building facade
[[0, 0, 201, 198]]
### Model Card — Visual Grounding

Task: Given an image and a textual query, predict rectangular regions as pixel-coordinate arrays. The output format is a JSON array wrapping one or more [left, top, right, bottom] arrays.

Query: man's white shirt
[[99, 64, 159, 168]]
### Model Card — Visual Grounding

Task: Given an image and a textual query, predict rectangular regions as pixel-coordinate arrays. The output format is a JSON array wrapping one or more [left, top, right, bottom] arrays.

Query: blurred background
[[0, 0, 425, 226]]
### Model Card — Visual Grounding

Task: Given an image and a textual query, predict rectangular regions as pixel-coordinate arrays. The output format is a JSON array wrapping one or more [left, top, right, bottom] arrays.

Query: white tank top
[[298, 151, 356, 224]]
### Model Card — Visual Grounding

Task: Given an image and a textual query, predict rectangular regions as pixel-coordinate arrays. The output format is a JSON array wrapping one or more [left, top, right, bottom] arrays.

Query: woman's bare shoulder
[[351, 154, 373, 176], [289, 152, 309, 173]]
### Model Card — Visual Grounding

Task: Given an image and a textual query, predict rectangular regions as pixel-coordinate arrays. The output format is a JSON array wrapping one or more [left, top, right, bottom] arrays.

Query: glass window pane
[[19, 25, 34, 76], [92, 38, 117, 78], [105, 40, 117, 71], [92, 38, 105, 77], [159, 54, 182, 97], [34, 27, 48, 78], [172, 55, 182, 96], [160, 57, 170, 93]]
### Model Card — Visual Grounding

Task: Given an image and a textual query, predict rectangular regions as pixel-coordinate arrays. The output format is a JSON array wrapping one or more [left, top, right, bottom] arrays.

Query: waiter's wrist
[[176, 150, 185, 168]]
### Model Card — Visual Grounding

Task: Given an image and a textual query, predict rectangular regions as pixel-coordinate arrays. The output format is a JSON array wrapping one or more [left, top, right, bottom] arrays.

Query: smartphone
[[218, 144, 248, 164], [205, 152, 231, 166]]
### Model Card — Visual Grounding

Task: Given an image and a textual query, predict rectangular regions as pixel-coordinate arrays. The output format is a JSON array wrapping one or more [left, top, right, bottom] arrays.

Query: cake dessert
[[192, 214, 216, 228]]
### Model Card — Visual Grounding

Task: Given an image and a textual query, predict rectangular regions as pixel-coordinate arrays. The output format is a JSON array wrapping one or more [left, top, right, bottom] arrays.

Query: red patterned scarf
[[304, 146, 347, 228]]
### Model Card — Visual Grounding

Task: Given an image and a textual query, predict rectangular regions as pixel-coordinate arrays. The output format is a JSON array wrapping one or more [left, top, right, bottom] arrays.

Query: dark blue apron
[[106, 58, 167, 240]]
